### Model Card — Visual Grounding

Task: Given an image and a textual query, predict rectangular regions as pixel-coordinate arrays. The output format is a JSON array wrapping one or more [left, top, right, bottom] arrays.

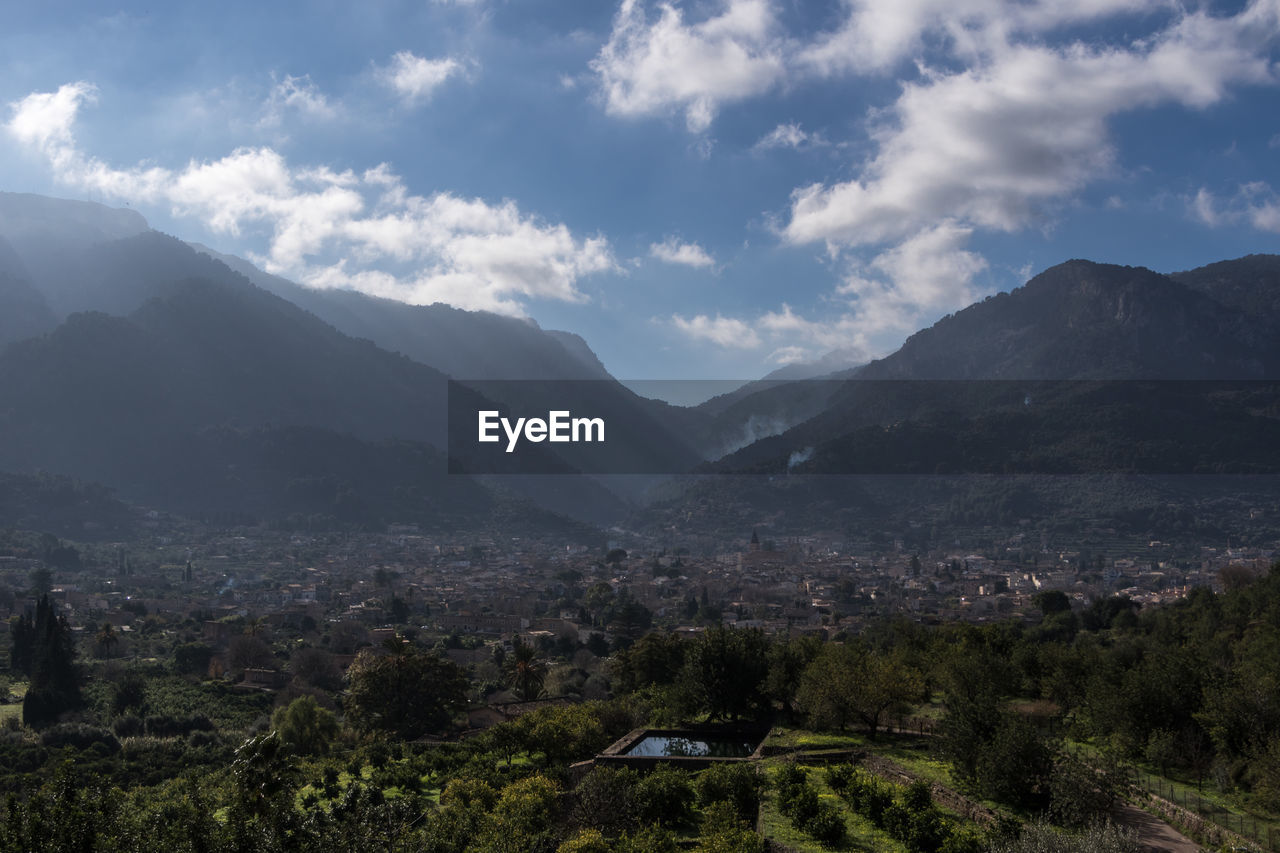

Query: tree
[[611, 631, 686, 694], [696, 800, 765, 853], [606, 588, 652, 644], [227, 730, 301, 850], [504, 635, 548, 702], [173, 642, 215, 676], [796, 643, 923, 737], [472, 774, 562, 853], [1033, 590, 1071, 616], [290, 646, 342, 691], [94, 622, 119, 659], [518, 704, 610, 766], [974, 716, 1054, 809], [388, 595, 410, 623], [765, 634, 822, 716], [228, 635, 274, 672], [570, 766, 640, 838], [28, 566, 53, 598], [272, 695, 339, 756], [680, 625, 769, 721], [13, 595, 81, 728], [344, 644, 468, 739], [584, 583, 615, 627]]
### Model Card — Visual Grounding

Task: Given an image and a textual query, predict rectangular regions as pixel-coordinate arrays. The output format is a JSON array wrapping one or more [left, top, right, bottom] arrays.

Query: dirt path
[[1111, 802, 1203, 853]]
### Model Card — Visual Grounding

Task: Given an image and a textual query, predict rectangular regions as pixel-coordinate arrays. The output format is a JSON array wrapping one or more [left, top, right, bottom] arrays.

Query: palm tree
[[504, 636, 547, 702], [95, 622, 119, 659]]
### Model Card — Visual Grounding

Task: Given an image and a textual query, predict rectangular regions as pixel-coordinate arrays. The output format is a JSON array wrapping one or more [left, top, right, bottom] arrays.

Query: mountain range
[[2, 191, 1279, 543]]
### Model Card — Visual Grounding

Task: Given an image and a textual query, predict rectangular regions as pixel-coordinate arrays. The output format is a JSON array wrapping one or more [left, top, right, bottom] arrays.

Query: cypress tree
[[20, 595, 81, 728]]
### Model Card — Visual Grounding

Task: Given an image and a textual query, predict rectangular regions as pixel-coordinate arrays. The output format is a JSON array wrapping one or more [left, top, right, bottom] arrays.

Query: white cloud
[[261, 74, 336, 126], [6, 81, 97, 172], [785, 5, 1277, 250], [752, 121, 825, 152], [6, 82, 616, 315], [670, 222, 988, 364], [380, 51, 463, 103], [768, 345, 809, 364], [836, 220, 988, 333], [1192, 182, 1280, 234], [1191, 187, 1224, 227], [671, 313, 761, 348], [591, 0, 787, 133], [797, 0, 1169, 77], [649, 236, 715, 268]]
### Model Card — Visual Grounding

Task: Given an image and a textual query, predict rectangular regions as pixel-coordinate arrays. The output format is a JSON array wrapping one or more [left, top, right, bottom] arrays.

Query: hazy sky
[[3, 1, 1279, 379]]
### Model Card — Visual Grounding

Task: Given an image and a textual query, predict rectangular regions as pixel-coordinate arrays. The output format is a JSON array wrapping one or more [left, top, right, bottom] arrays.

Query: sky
[[2, 0, 1279, 380]]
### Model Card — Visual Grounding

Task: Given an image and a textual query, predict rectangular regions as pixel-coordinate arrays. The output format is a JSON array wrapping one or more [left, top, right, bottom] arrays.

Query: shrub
[[112, 714, 144, 738], [824, 763, 856, 794], [801, 800, 847, 846], [697, 763, 762, 822], [571, 766, 639, 838], [636, 765, 695, 827], [371, 761, 422, 793], [188, 729, 219, 748], [39, 723, 120, 753]]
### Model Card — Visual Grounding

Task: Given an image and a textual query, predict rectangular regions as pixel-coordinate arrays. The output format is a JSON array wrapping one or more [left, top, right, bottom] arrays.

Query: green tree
[[680, 625, 769, 721], [272, 695, 339, 756], [974, 716, 1053, 809], [611, 631, 686, 694], [1033, 590, 1071, 616], [504, 635, 548, 702], [765, 633, 822, 716], [344, 644, 468, 739], [796, 643, 923, 737], [584, 583, 615, 628], [14, 595, 81, 728], [518, 704, 610, 766], [696, 800, 765, 853], [227, 730, 301, 850], [94, 622, 119, 659], [471, 774, 562, 853], [28, 566, 53, 598], [173, 642, 215, 676], [635, 765, 695, 828], [570, 766, 640, 839]]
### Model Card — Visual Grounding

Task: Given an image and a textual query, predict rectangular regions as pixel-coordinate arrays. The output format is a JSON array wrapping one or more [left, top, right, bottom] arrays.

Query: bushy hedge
[[39, 723, 120, 754], [774, 764, 846, 846], [825, 765, 982, 853]]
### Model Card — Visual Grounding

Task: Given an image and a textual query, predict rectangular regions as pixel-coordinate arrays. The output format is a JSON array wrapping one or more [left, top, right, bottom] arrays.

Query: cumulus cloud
[[6, 81, 96, 172], [785, 8, 1277, 249], [671, 313, 761, 348], [591, 0, 786, 133], [380, 51, 463, 103], [260, 74, 336, 126], [796, 0, 1168, 77], [756, 0, 1279, 359], [836, 221, 988, 332], [649, 236, 715, 268], [668, 222, 988, 365], [6, 82, 615, 315], [752, 121, 824, 152], [670, 302, 867, 363], [1192, 182, 1280, 234]]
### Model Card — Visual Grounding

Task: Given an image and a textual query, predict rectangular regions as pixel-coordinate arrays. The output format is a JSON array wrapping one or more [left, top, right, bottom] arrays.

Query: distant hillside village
[[2, 516, 1267, 705]]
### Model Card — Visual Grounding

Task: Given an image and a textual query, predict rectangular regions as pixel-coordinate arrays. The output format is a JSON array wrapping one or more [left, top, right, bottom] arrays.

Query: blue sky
[[3, 0, 1279, 380]]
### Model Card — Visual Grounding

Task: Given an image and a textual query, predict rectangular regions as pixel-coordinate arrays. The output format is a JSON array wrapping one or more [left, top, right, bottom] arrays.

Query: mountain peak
[[859, 256, 1279, 379], [0, 192, 148, 249]]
